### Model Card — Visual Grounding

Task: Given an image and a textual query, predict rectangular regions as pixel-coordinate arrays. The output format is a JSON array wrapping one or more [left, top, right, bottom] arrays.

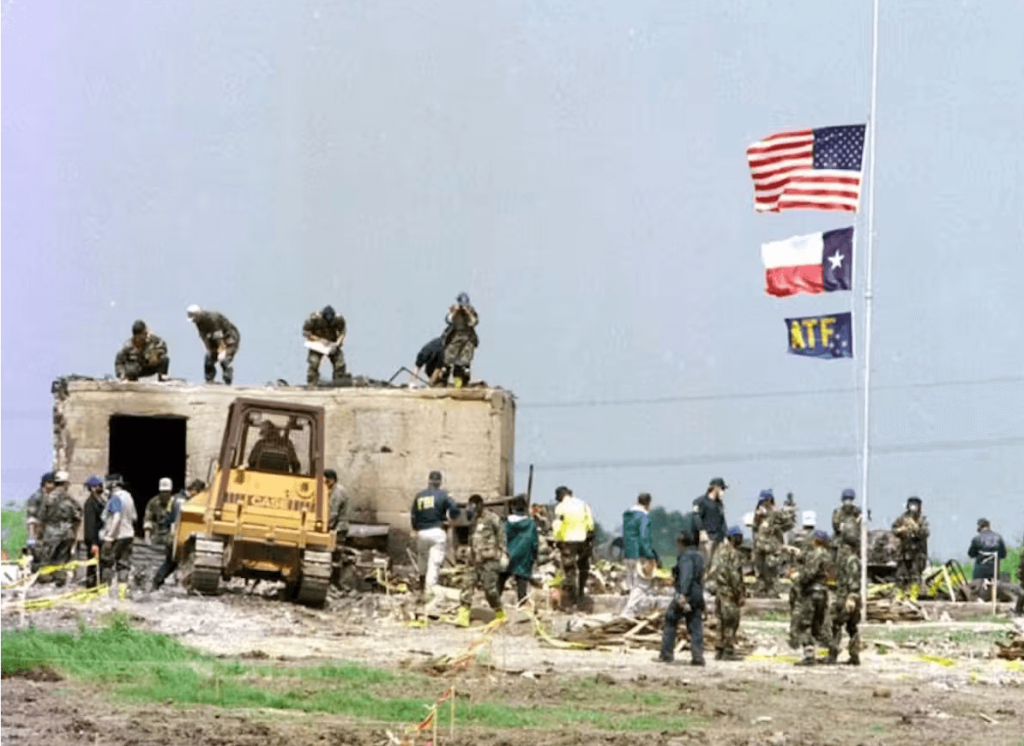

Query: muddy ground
[[3, 583, 1024, 746]]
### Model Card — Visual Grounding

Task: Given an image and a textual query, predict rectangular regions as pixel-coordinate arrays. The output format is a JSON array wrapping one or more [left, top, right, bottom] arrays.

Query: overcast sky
[[3, 1, 1022, 559]]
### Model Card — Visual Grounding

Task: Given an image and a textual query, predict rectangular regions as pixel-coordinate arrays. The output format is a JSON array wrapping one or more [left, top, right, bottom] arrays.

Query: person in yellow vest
[[552, 486, 595, 611]]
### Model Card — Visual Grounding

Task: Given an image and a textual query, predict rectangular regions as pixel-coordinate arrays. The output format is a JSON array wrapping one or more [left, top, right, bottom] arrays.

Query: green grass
[[2, 508, 28, 558], [1, 616, 700, 733]]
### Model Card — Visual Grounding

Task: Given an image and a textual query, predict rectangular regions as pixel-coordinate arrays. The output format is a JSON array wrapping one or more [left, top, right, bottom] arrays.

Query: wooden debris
[[866, 595, 926, 622], [993, 627, 1024, 661]]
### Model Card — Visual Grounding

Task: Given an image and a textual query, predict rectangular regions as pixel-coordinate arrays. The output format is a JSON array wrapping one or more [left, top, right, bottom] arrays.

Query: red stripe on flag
[[765, 265, 825, 297], [774, 200, 859, 212]]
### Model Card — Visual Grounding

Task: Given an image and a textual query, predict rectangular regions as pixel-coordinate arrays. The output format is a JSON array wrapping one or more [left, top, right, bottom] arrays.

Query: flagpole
[[859, 0, 881, 623]]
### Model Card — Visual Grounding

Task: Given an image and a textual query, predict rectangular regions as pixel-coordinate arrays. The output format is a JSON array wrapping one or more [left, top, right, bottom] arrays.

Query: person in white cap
[[144, 477, 175, 547], [36, 470, 82, 585], [186, 305, 240, 385]]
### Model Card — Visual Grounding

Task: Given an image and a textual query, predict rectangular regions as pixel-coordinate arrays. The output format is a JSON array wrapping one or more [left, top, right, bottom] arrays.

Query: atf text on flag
[[747, 125, 866, 213], [785, 312, 853, 359]]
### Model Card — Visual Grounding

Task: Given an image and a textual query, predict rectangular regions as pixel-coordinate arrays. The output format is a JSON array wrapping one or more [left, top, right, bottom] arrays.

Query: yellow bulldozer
[[171, 397, 335, 605]]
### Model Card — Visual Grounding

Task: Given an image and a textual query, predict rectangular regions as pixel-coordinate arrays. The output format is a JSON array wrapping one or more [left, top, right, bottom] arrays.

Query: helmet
[[40, 471, 56, 486], [53, 470, 69, 484], [186, 304, 201, 318], [321, 305, 336, 322], [131, 320, 147, 335], [456, 292, 470, 305], [812, 530, 830, 543], [841, 488, 856, 501], [324, 469, 338, 481], [187, 479, 206, 493], [158, 477, 173, 491], [727, 526, 743, 539]]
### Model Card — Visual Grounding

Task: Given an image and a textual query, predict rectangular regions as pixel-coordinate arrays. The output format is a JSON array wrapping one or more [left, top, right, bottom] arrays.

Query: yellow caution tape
[[11, 584, 111, 611], [915, 654, 956, 667], [2, 558, 100, 590]]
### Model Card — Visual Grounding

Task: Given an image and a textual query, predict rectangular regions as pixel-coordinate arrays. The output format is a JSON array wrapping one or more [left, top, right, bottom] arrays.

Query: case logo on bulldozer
[[224, 491, 314, 512]]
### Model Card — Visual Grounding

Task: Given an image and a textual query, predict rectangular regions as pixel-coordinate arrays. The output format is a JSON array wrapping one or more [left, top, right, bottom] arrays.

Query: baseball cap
[[812, 530, 830, 542], [40, 471, 56, 486], [186, 304, 201, 318], [709, 477, 728, 490], [159, 477, 173, 491], [977, 517, 990, 529], [85, 476, 103, 488], [53, 470, 69, 484], [801, 510, 816, 527], [727, 526, 743, 539], [324, 469, 338, 481], [757, 489, 774, 504], [841, 488, 856, 500]]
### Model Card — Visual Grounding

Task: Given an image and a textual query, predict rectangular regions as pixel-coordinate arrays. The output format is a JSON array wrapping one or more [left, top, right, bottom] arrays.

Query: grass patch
[[2, 616, 700, 733], [2, 508, 28, 558]]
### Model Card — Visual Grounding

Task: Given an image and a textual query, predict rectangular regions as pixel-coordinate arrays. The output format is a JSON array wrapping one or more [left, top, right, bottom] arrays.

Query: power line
[[514, 435, 1024, 472], [518, 375, 1024, 410]]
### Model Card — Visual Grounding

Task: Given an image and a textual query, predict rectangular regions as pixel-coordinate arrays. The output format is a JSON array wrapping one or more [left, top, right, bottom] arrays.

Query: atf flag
[[785, 312, 853, 359]]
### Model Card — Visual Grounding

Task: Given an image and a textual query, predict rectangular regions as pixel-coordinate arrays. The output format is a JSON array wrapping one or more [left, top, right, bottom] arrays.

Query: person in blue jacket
[[500, 495, 539, 605]]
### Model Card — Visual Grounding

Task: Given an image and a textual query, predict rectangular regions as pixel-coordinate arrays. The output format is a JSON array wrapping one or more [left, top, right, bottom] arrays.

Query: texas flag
[[760, 227, 853, 298]]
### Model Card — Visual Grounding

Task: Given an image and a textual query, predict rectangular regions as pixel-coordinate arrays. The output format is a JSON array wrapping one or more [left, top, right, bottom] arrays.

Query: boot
[[452, 606, 471, 628], [824, 650, 838, 665], [846, 654, 861, 666], [714, 648, 725, 661], [721, 648, 744, 662], [795, 657, 816, 666]]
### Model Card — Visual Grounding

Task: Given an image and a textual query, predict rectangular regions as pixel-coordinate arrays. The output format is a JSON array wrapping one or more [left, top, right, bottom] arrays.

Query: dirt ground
[[3, 583, 1024, 746]]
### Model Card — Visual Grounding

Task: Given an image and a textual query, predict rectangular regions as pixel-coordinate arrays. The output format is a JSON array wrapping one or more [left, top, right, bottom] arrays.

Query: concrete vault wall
[[52, 379, 515, 543]]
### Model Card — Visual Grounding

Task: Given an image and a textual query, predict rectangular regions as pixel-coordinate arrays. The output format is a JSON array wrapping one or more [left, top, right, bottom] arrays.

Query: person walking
[[793, 530, 832, 666], [410, 471, 460, 602], [500, 495, 539, 606], [552, 486, 595, 611], [658, 525, 705, 666], [454, 495, 508, 627], [622, 492, 659, 618]]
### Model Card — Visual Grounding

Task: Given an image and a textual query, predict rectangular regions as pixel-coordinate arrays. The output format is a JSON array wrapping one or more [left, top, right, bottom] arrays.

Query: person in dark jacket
[[412, 336, 446, 387], [500, 495, 538, 605], [968, 518, 1007, 581], [622, 492, 659, 617], [659, 529, 706, 665], [81, 476, 106, 588], [410, 470, 461, 600], [693, 477, 728, 567]]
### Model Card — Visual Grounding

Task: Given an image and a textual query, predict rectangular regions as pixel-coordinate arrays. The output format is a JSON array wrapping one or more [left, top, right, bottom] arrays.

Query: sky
[[3, 1, 1022, 560]]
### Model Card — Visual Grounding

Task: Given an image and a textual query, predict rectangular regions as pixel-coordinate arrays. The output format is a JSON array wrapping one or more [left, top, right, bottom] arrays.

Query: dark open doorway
[[108, 415, 187, 535]]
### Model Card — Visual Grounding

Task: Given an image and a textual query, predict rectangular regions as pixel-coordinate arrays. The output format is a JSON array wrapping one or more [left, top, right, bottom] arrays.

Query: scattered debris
[[993, 625, 1024, 661]]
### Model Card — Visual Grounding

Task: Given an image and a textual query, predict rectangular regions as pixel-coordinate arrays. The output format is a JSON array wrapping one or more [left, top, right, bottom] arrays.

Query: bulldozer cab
[[208, 399, 328, 528]]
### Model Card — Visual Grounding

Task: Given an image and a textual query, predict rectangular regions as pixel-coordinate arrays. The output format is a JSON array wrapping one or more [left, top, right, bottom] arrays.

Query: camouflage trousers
[[753, 548, 781, 596], [204, 341, 238, 385], [307, 348, 347, 385], [715, 594, 742, 652], [123, 358, 170, 380], [557, 542, 591, 609], [829, 599, 861, 660], [36, 536, 75, 586], [793, 589, 830, 660], [443, 336, 476, 368], [894, 554, 927, 592], [460, 558, 503, 610]]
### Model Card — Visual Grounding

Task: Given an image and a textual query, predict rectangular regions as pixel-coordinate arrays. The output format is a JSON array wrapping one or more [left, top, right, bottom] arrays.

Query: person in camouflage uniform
[[441, 293, 479, 387], [892, 496, 929, 598], [711, 526, 746, 661], [828, 530, 862, 665], [25, 471, 56, 567], [36, 471, 82, 586], [752, 489, 796, 597], [832, 488, 862, 547], [186, 305, 240, 385], [326, 469, 351, 589], [303, 305, 347, 385], [144, 478, 175, 548], [455, 494, 508, 626], [785, 511, 817, 648], [114, 320, 170, 380], [792, 530, 833, 665]]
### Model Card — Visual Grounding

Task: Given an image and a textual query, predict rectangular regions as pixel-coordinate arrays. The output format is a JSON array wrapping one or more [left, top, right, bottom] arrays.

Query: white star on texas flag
[[828, 251, 845, 270]]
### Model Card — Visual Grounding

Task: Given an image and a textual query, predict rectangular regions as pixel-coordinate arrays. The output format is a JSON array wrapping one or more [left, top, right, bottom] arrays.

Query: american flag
[[746, 124, 866, 213]]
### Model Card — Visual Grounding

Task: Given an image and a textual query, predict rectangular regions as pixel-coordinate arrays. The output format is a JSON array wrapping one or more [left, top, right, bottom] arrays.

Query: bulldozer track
[[189, 539, 224, 596], [296, 550, 332, 606]]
